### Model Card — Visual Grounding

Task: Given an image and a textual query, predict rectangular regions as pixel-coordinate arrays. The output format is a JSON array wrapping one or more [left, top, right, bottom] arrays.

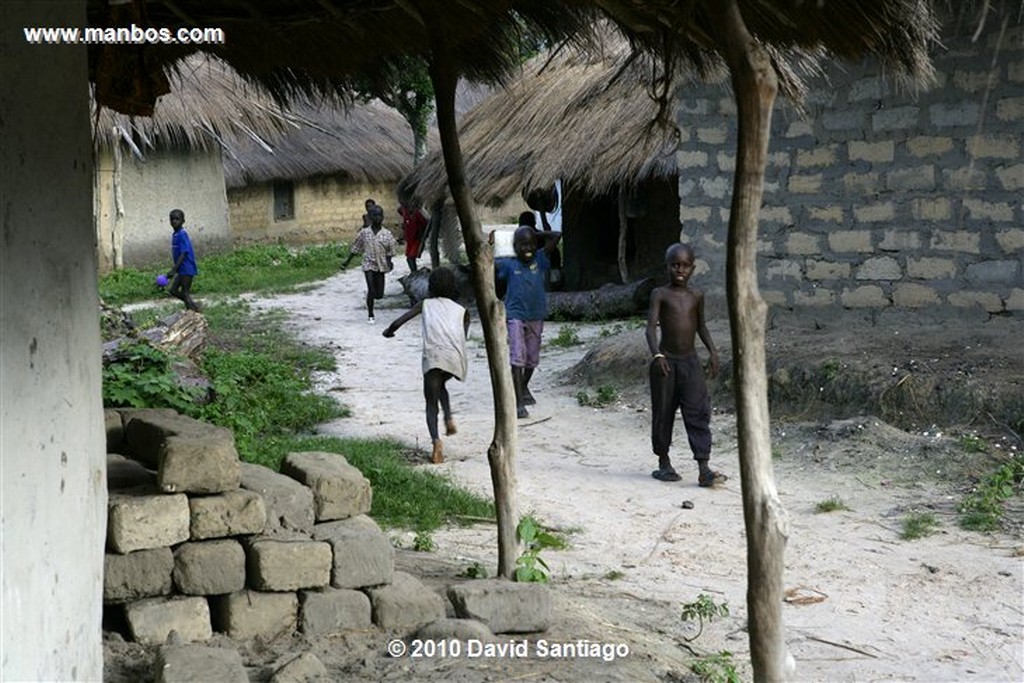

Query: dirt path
[[250, 265, 1024, 682]]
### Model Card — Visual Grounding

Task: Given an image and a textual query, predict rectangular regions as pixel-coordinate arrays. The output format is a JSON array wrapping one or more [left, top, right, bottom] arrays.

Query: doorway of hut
[[561, 177, 681, 291]]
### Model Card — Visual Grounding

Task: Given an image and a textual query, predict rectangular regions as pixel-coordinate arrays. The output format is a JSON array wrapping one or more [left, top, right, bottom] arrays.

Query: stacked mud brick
[[103, 408, 446, 646]]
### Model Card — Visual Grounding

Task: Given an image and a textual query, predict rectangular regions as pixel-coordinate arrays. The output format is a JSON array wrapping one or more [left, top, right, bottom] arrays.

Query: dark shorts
[[364, 270, 385, 299], [507, 319, 543, 368]]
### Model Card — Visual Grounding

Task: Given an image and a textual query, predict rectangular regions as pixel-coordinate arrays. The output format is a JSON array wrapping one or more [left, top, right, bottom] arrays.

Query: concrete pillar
[[1, 1, 105, 680]]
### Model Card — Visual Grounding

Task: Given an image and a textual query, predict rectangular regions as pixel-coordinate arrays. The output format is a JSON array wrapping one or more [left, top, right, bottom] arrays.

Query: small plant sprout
[[459, 562, 488, 579], [680, 593, 730, 642], [550, 324, 582, 348], [576, 385, 618, 408], [690, 651, 741, 683], [815, 496, 850, 513], [900, 511, 938, 540], [514, 515, 568, 583], [413, 530, 435, 552]]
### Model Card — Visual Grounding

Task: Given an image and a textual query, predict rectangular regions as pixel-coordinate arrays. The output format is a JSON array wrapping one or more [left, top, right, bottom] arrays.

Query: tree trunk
[[711, 2, 790, 681], [428, 31, 520, 579], [617, 185, 629, 284], [546, 279, 655, 321]]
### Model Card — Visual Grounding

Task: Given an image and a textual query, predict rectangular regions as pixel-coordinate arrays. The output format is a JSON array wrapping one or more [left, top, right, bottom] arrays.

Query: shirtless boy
[[645, 243, 727, 486]]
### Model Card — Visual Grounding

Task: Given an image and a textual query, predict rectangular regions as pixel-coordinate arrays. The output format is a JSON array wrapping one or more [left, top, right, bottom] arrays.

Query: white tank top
[[421, 298, 468, 380]]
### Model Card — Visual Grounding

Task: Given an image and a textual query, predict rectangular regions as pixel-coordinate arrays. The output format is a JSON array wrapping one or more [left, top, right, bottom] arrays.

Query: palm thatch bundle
[[91, 54, 296, 157], [403, 37, 701, 209], [222, 98, 432, 188]]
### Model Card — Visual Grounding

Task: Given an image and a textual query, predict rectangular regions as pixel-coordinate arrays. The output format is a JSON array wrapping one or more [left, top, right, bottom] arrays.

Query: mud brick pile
[[103, 408, 448, 646]]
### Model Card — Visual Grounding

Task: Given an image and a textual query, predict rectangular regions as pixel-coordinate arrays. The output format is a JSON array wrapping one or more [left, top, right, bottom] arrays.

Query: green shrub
[[102, 341, 203, 412]]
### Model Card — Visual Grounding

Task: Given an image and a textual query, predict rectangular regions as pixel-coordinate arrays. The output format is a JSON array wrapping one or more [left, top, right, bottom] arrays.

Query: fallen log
[[547, 278, 656, 321], [397, 265, 476, 306], [399, 268, 655, 321]]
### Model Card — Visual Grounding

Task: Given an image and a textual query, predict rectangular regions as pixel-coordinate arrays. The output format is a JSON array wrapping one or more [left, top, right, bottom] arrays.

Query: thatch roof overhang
[[222, 99, 434, 188], [401, 42, 700, 208], [86, 1, 942, 122], [92, 55, 297, 158]]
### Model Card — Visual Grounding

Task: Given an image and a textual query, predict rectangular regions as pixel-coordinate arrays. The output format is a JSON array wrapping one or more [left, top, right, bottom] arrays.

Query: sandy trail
[[250, 264, 1023, 682]]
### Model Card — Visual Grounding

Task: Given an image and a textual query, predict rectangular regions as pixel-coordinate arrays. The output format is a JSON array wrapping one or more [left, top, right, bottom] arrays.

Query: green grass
[[958, 453, 1024, 532], [576, 385, 618, 408], [99, 242, 350, 306], [814, 496, 850, 513], [548, 323, 582, 348], [101, 250, 494, 534], [900, 511, 939, 540], [689, 651, 741, 683]]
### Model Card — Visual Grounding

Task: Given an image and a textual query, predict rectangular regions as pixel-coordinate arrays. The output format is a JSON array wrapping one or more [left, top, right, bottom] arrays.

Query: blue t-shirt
[[496, 250, 549, 321], [172, 228, 198, 276]]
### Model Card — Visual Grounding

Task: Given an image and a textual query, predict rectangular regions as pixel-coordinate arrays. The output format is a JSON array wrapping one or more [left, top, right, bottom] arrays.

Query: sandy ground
[[220, 262, 1023, 683]]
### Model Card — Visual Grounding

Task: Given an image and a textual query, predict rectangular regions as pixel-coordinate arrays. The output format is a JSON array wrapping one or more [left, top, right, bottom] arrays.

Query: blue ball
[[156, 274, 169, 287]]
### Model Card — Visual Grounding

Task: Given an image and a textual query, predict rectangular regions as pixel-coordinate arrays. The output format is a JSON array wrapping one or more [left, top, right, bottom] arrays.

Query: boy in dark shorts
[[343, 204, 396, 323], [645, 243, 726, 486], [493, 214, 561, 419]]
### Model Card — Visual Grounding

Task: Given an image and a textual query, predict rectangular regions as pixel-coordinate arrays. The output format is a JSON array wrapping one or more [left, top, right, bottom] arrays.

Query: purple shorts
[[507, 319, 543, 369]]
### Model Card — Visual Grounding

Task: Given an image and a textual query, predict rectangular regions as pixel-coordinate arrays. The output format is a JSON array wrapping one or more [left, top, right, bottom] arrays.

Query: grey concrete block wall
[[676, 18, 1024, 317]]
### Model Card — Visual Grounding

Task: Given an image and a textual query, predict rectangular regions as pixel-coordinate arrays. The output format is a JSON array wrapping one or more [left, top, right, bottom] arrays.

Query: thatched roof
[[87, 2, 942, 121], [401, 40, 693, 207], [222, 99, 432, 188], [92, 55, 295, 156]]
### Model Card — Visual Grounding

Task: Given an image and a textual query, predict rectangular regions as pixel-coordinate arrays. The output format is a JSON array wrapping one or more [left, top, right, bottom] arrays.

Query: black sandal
[[652, 467, 682, 482], [698, 470, 729, 487]]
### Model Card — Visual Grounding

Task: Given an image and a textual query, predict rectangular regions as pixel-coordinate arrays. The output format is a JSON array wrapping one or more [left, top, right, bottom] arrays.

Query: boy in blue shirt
[[494, 212, 561, 418], [167, 209, 200, 312]]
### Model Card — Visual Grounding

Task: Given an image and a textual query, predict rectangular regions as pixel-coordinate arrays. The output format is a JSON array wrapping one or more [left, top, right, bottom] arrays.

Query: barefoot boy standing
[[646, 243, 726, 486]]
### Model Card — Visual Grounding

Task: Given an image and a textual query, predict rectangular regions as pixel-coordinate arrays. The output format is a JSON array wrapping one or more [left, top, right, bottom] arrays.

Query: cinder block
[[962, 199, 1015, 222], [312, 515, 394, 589], [211, 590, 298, 641], [840, 285, 890, 308], [104, 548, 174, 603], [907, 257, 958, 280], [848, 140, 894, 163], [173, 540, 246, 596], [967, 135, 1020, 159], [447, 579, 552, 634], [893, 283, 940, 308], [299, 588, 372, 636], [240, 462, 315, 535], [931, 231, 981, 254], [996, 229, 1024, 253], [795, 145, 837, 167], [365, 572, 445, 631], [107, 491, 190, 554], [189, 489, 267, 540], [125, 596, 212, 645], [947, 291, 1004, 313], [996, 97, 1024, 121], [247, 539, 332, 591], [929, 102, 980, 127], [805, 260, 850, 280], [785, 232, 820, 255], [853, 202, 894, 223], [996, 164, 1024, 191], [856, 256, 902, 281], [281, 452, 371, 522], [907, 136, 954, 157], [828, 230, 873, 253], [155, 644, 247, 683], [123, 411, 241, 494]]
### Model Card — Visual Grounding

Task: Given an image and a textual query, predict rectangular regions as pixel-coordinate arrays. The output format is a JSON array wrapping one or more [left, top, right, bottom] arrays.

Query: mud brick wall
[[227, 178, 399, 247], [675, 20, 1024, 318], [102, 408, 445, 646]]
